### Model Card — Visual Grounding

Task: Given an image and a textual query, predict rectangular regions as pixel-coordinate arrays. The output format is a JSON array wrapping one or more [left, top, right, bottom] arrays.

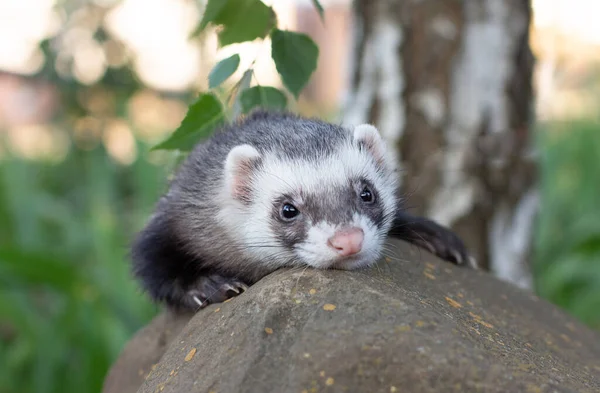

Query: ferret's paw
[[424, 229, 477, 269], [185, 275, 249, 310], [389, 211, 477, 269]]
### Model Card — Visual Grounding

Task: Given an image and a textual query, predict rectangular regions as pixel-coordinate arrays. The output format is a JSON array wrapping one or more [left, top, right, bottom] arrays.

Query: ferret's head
[[219, 123, 398, 271]]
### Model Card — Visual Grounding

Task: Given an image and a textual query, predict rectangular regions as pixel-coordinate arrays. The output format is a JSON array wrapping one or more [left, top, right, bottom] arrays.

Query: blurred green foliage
[[0, 142, 169, 393], [534, 119, 600, 330]]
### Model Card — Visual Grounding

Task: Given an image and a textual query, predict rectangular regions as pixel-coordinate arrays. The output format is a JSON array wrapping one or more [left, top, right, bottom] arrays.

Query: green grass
[[0, 143, 168, 393], [534, 118, 600, 329], [0, 118, 599, 393]]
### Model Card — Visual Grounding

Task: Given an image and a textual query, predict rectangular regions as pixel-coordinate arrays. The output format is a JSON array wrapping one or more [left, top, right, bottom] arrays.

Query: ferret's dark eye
[[360, 187, 374, 203], [281, 203, 299, 220]]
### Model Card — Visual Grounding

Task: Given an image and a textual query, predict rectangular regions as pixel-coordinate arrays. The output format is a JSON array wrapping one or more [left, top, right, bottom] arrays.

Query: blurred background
[[0, 0, 599, 392]]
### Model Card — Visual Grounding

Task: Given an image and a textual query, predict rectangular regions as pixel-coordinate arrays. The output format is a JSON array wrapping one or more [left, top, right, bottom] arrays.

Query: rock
[[102, 310, 193, 393], [105, 239, 600, 393]]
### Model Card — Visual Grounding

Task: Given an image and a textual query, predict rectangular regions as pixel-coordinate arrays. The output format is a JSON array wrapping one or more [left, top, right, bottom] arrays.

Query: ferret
[[131, 111, 473, 311]]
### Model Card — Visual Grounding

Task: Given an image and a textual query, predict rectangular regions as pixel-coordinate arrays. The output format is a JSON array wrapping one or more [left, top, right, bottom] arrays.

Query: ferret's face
[[220, 124, 398, 271], [265, 178, 391, 270]]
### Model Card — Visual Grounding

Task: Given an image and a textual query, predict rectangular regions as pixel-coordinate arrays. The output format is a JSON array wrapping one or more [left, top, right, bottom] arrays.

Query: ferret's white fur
[[218, 124, 397, 270]]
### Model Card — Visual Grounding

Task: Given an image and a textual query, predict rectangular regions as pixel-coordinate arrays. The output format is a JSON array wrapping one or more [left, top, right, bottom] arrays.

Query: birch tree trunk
[[342, 0, 537, 289]]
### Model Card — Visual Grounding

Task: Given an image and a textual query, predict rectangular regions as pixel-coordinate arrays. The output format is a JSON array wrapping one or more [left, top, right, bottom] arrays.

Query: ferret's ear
[[224, 144, 261, 202], [353, 124, 387, 167]]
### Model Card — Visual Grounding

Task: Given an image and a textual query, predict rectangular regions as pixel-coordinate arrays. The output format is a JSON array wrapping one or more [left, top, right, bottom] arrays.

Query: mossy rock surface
[[104, 239, 600, 393]]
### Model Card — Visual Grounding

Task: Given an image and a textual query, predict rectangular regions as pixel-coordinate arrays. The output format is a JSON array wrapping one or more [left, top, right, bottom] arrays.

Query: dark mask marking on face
[[269, 194, 308, 250], [355, 178, 385, 230], [266, 175, 388, 254]]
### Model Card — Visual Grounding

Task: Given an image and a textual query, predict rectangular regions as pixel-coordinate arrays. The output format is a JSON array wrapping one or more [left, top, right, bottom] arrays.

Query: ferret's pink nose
[[328, 227, 364, 257]]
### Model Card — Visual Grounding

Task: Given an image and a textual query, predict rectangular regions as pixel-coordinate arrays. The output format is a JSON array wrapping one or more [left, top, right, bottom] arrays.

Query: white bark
[[490, 188, 539, 289], [341, 12, 405, 176]]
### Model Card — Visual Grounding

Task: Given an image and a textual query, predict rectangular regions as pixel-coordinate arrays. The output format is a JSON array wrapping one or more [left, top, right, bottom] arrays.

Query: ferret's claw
[[468, 256, 479, 269], [192, 295, 204, 307], [186, 289, 210, 310], [221, 283, 240, 294], [452, 250, 463, 265], [423, 241, 436, 255]]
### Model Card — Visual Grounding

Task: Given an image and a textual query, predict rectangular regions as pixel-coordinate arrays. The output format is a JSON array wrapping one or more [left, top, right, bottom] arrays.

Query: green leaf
[[193, 0, 276, 46], [195, 0, 229, 34], [219, 0, 275, 46], [270, 29, 319, 98], [240, 86, 287, 113], [209, 54, 240, 88], [311, 0, 325, 22], [153, 93, 225, 151]]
